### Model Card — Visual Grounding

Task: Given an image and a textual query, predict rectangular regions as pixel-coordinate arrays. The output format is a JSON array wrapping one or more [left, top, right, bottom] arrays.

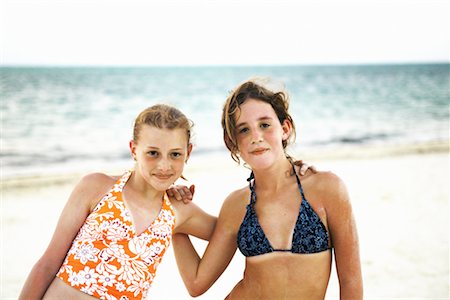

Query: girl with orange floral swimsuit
[[19, 104, 217, 300]]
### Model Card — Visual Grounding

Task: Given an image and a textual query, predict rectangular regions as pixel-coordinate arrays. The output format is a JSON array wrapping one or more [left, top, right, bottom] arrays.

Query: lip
[[250, 148, 268, 155], [153, 174, 173, 180]]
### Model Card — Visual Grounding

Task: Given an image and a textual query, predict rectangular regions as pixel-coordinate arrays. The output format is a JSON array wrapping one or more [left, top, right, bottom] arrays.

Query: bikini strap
[[292, 165, 307, 200], [247, 171, 257, 205], [248, 167, 305, 205]]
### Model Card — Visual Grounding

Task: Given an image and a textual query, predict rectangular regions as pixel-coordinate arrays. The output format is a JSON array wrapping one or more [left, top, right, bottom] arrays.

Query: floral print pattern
[[57, 171, 175, 299]]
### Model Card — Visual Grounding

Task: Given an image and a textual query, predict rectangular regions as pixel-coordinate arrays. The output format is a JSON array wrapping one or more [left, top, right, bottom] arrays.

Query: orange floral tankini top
[[57, 170, 176, 300]]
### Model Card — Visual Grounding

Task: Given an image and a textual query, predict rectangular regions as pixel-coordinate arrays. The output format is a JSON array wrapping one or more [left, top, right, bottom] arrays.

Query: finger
[[189, 184, 195, 197], [180, 188, 192, 202], [293, 160, 303, 167], [177, 188, 185, 201], [180, 186, 191, 198], [178, 187, 192, 204], [168, 188, 181, 201], [182, 185, 195, 204], [299, 163, 309, 176]]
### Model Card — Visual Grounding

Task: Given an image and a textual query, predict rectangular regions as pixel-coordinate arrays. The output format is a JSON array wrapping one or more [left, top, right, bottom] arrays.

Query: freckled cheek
[[267, 135, 281, 145], [172, 159, 186, 173], [265, 131, 283, 144], [235, 142, 246, 154], [139, 162, 155, 176], [236, 135, 250, 148], [140, 157, 157, 168]]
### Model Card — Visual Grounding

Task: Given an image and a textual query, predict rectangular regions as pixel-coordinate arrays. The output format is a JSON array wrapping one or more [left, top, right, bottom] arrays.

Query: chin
[[150, 179, 174, 191], [246, 158, 275, 171]]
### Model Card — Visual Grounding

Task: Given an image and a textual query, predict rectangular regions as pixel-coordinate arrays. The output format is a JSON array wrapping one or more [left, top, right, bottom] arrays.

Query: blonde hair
[[133, 104, 193, 146], [221, 78, 296, 163]]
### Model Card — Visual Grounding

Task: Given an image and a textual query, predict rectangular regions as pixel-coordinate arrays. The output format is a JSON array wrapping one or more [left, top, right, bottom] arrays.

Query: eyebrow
[[145, 146, 184, 151], [236, 116, 273, 128]]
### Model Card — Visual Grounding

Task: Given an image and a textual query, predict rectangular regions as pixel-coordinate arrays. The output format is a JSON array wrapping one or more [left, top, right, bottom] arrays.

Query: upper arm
[[172, 188, 247, 296], [191, 192, 244, 290], [173, 201, 217, 241], [322, 173, 363, 292], [38, 173, 114, 270], [18, 173, 115, 299]]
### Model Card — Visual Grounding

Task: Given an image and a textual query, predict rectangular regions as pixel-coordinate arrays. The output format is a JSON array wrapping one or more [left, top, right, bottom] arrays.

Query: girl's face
[[130, 125, 192, 191], [234, 98, 291, 170]]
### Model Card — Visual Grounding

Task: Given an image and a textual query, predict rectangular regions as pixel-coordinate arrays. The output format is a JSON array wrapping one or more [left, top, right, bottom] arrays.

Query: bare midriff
[[43, 277, 98, 300], [226, 250, 332, 300]]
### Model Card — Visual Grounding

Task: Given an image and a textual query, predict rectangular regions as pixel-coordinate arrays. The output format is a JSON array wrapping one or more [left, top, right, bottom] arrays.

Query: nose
[[157, 157, 172, 172], [251, 130, 263, 144]]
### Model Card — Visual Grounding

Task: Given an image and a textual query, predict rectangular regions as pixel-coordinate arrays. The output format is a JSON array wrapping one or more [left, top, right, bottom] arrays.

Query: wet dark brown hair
[[221, 78, 296, 163]]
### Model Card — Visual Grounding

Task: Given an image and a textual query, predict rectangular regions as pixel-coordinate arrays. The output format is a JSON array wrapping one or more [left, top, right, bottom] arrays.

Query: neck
[[251, 158, 293, 191], [128, 171, 165, 202]]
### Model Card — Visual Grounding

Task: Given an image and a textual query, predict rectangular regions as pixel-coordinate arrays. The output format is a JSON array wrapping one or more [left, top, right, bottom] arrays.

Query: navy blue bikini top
[[237, 168, 330, 257]]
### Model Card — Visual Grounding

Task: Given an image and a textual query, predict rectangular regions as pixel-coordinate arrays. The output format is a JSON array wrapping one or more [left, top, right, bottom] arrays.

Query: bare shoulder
[[218, 186, 249, 224], [221, 186, 249, 211], [71, 172, 119, 211], [303, 171, 350, 207], [206, 186, 248, 234], [306, 170, 345, 187], [79, 172, 118, 186], [76, 172, 118, 194]]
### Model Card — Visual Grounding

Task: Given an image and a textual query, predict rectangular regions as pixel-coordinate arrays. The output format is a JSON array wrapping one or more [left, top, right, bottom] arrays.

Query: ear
[[281, 119, 293, 141], [186, 143, 193, 162], [129, 140, 137, 161]]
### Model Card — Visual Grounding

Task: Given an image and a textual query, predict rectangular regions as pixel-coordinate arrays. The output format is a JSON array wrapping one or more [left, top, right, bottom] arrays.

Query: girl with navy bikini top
[[172, 78, 363, 300]]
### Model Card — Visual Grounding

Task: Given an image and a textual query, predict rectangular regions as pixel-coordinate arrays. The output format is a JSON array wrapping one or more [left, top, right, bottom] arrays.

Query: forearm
[[19, 259, 59, 300], [339, 277, 363, 300], [173, 233, 205, 296]]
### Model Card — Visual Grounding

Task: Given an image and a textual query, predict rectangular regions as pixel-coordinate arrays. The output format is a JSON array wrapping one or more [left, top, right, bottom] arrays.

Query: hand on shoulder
[[293, 159, 317, 176], [167, 184, 195, 204]]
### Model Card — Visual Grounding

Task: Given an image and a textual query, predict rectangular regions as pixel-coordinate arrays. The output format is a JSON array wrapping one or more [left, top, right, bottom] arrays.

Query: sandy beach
[[2, 141, 449, 299]]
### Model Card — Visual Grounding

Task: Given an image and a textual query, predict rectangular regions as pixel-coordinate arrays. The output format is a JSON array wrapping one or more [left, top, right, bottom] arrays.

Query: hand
[[167, 184, 195, 204], [293, 160, 317, 175]]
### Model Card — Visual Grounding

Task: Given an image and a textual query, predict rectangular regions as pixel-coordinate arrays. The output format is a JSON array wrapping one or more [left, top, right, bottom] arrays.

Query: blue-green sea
[[1, 64, 448, 177]]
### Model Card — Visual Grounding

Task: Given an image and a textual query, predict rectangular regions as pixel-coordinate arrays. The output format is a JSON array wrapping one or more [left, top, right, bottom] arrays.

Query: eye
[[238, 127, 249, 134], [147, 150, 159, 157], [260, 123, 270, 129], [170, 152, 183, 159]]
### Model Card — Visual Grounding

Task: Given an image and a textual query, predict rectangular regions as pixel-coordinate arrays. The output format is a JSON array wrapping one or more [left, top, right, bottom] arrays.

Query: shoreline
[[2, 141, 449, 299], [2, 140, 448, 190]]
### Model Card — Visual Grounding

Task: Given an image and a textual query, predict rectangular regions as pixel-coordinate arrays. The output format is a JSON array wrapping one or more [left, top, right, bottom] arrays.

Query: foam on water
[[1, 64, 448, 178]]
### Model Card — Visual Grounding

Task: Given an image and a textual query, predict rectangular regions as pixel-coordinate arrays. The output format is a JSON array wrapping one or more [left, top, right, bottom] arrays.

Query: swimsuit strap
[[113, 170, 132, 193], [247, 165, 305, 205], [247, 171, 257, 205], [246, 171, 255, 183], [292, 165, 306, 201]]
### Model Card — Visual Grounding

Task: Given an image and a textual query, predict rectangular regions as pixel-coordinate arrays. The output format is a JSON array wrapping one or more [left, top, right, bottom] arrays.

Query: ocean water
[[1, 64, 449, 178]]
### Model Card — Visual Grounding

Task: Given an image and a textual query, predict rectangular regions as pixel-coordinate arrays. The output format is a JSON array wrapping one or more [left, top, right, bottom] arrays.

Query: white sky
[[0, 0, 448, 66]]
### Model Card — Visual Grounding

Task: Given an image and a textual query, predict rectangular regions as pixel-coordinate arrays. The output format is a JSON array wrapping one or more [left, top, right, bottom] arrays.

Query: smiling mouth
[[154, 174, 173, 180], [250, 148, 268, 155]]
